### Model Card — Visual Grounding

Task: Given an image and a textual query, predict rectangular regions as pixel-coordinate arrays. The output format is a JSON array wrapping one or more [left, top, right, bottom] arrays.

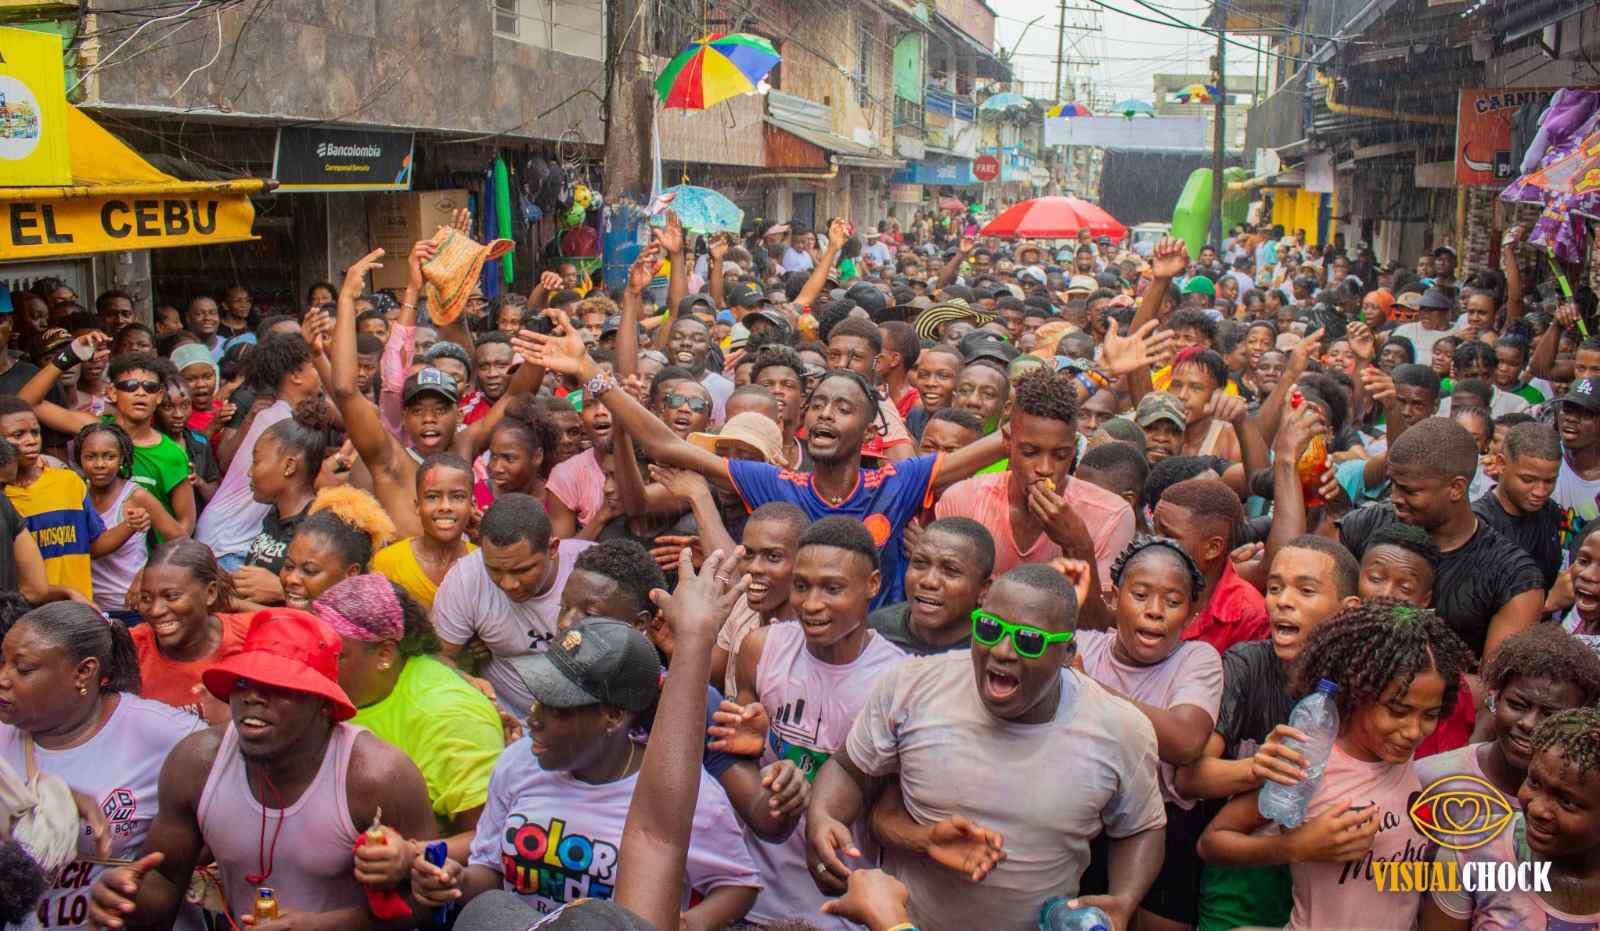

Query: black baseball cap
[[402, 367, 460, 406], [728, 281, 765, 308], [677, 293, 715, 316], [1559, 377, 1600, 414], [509, 618, 662, 712], [844, 281, 888, 316]]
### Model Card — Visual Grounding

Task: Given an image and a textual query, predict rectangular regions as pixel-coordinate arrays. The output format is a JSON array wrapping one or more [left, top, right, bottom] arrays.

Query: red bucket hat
[[202, 609, 358, 721]]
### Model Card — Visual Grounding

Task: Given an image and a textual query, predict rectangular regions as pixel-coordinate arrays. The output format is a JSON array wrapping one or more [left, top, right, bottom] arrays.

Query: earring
[[379, 662, 392, 671], [78, 685, 87, 695]]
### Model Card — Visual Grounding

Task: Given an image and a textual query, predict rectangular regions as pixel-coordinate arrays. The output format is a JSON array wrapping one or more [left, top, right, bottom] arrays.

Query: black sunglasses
[[663, 392, 710, 414], [115, 379, 163, 395]]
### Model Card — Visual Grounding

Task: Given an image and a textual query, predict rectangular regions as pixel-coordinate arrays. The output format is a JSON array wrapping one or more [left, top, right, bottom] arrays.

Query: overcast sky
[[988, 0, 1268, 106]]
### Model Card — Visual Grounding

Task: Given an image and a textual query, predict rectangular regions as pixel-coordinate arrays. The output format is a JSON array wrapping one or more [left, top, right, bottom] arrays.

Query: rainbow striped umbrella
[[1046, 102, 1093, 118], [655, 33, 780, 110], [1177, 83, 1219, 104]]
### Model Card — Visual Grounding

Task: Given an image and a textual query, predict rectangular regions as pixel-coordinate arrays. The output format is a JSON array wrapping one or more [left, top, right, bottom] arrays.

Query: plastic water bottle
[[1039, 897, 1112, 931], [1258, 678, 1341, 828]]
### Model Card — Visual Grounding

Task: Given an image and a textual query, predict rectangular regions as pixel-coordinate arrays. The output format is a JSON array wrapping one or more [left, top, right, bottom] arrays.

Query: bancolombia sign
[[273, 126, 414, 192], [2, 195, 257, 259]]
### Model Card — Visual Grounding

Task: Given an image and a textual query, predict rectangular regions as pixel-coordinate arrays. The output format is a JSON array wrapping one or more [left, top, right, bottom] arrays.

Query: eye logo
[[1408, 774, 1515, 850]]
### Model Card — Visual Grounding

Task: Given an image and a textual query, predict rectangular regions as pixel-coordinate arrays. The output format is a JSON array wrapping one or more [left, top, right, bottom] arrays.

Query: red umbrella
[[937, 196, 966, 213], [981, 196, 1127, 239]]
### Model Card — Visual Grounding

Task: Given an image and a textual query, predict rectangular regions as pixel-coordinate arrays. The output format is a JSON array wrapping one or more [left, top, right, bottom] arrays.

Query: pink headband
[[312, 574, 404, 643]]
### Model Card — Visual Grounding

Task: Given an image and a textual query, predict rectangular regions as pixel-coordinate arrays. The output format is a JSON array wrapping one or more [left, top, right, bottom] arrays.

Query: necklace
[[612, 740, 640, 782]]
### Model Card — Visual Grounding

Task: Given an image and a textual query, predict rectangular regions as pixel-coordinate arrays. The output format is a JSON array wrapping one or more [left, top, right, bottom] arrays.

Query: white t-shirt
[[196, 399, 292, 558], [1075, 630, 1223, 809], [745, 621, 905, 929], [468, 742, 760, 918], [1555, 457, 1600, 555], [0, 695, 205, 931], [700, 370, 735, 426], [1438, 385, 1530, 419], [1390, 322, 1453, 364], [432, 540, 593, 717], [846, 653, 1166, 931]]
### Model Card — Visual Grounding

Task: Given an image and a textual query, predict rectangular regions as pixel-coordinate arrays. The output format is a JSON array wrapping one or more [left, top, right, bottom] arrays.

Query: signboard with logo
[[890, 155, 975, 187], [0, 26, 70, 186], [272, 127, 414, 192], [972, 155, 1000, 181], [1455, 87, 1564, 186]]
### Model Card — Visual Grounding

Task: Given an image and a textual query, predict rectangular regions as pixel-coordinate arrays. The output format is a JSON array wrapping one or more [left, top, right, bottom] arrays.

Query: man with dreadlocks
[[1199, 601, 1473, 931], [1421, 707, 1600, 930], [524, 309, 1006, 608]]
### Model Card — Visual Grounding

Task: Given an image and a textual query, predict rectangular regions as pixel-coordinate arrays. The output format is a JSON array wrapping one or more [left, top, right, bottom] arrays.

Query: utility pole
[[603, 0, 652, 289], [1053, 0, 1068, 99], [1210, 27, 1226, 248]]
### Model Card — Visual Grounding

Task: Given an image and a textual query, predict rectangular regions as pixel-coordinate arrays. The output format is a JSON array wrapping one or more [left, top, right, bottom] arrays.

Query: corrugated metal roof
[[764, 116, 903, 169]]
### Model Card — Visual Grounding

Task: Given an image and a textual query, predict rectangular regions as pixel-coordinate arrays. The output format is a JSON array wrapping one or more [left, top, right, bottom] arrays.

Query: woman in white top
[[0, 601, 204, 930]]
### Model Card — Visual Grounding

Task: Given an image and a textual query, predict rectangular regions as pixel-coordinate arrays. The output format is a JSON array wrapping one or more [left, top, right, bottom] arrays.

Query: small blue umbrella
[[651, 184, 745, 233], [1113, 98, 1156, 118], [979, 92, 1033, 112]]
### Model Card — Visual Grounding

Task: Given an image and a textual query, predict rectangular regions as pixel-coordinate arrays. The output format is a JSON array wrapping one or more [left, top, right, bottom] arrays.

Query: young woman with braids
[[0, 602, 206, 930], [1199, 601, 1474, 931], [477, 395, 558, 508], [229, 400, 335, 606], [130, 539, 252, 724], [1421, 707, 1600, 929], [1418, 623, 1600, 809]]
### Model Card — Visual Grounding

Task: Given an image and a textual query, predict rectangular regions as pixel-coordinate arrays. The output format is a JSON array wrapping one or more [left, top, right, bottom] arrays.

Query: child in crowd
[[1199, 601, 1473, 931], [77, 422, 182, 623]]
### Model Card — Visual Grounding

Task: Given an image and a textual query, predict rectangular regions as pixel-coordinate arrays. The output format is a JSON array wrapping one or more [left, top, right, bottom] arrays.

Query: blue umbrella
[[651, 184, 745, 233], [979, 92, 1033, 112], [1113, 98, 1156, 118]]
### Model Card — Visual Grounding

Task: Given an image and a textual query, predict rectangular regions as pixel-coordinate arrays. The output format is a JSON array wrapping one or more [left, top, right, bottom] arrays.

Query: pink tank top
[[196, 722, 365, 919]]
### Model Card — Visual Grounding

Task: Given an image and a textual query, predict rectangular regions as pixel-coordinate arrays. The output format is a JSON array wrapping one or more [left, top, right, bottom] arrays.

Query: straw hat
[[912, 299, 996, 342], [421, 228, 514, 326]]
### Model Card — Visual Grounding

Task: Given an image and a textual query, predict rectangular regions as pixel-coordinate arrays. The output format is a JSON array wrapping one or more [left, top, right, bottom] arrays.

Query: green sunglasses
[[970, 610, 1074, 659]]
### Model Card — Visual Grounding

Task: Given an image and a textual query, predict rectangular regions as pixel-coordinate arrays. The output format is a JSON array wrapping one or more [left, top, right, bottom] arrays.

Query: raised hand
[[1501, 225, 1525, 249], [655, 209, 686, 256], [518, 308, 589, 374], [1149, 237, 1189, 279], [1204, 391, 1249, 426], [709, 234, 730, 262], [538, 270, 564, 292], [827, 217, 850, 252], [1100, 318, 1172, 376], [1287, 327, 1326, 372], [447, 206, 472, 236], [1274, 401, 1326, 460], [628, 245, 664, 295], [408, 239, 438, 293], [926, 816, 1007, 882], [342, 248, 385, 298], [1359, 366, 1396, 405], [652, 547, 748, 648], [1345, 320, 1375, 362], [707, 699, 769, 757], [1046, 557, 1095, 613], [300, 307, 332, 357], [959, 236, 976, 254]]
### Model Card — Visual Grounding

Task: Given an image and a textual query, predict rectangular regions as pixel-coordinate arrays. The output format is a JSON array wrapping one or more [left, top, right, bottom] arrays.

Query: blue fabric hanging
[[480, 165, 503, 299]]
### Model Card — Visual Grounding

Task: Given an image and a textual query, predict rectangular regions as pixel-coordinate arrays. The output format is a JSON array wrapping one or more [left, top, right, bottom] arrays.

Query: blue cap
[[716, 309, 736, 324]]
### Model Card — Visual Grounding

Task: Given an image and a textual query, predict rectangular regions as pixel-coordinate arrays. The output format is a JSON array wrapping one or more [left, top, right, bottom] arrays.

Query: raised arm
[[617, 549, 745, 930], [933, 236, 975, 289], [932, 431, 1007, 494], [792, 218, 849, 311], [1129, 237, 1188, 332], [1257, 327, 1325, 448], [455, 346, 545, 460], [617, 245, 663, 380], [1263, 402, 1322, 569], [1530, 301, 1578, 380], [527, 269, 562, 311], [522, 310, 734, 488], [16, 336, 100, 435], [708, 235, 729, 313], [331, 250, 404, 481], [1501, 226, 1526, 328], [658, 209, 690, 332]]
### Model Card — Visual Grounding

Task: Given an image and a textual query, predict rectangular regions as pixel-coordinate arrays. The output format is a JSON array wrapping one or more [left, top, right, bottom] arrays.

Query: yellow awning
[[1, 105, 267, 260]]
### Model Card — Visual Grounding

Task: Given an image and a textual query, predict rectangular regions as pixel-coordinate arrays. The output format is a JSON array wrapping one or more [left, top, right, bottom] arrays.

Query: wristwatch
[[584, 370, 619, 399]]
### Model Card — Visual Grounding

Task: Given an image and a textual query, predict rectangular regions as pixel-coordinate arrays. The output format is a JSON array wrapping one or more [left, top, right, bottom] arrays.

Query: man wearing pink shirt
[[936, 369, 1133, 628]]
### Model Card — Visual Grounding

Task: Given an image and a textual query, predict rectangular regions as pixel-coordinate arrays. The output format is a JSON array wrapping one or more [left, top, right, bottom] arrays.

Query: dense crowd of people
[[0, 203, 1597, 931]]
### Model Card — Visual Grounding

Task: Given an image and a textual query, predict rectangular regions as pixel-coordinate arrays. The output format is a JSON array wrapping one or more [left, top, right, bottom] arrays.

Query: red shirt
[[1182, 561, 1269, 655], [1415, 675, 1477, 758], [458, 389, 491, 425]]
